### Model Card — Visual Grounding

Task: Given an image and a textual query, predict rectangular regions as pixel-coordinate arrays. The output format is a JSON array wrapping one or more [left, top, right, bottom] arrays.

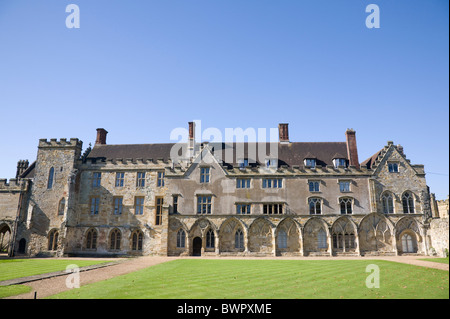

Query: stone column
[[328, 228, 333, 256]]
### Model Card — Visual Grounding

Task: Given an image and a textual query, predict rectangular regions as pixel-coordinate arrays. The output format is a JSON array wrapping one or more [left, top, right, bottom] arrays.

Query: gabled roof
[[332, 152, 347, 160], [361, 149, 383, 169]]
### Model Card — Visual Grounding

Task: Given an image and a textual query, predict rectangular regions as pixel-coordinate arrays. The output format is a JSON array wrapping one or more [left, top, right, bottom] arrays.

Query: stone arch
[[248, 217, 274, 254], [219, 217, 247, 253], [275, 218, 301, 255], [84, 227, 98, 250], [380, 190, 395, 214], [109, 228, 122, 251], [358, 213, 394, 254], [189, 217, 217, 239], [395, 216, 422, 254], [400, 190, 416, 214], [303, 217, 330, 254], [130, 228, 144, 252], [188, 217, 217, 256], [168, 217, 189, 255], [47, 228, 59, 251], [331, 216, 357, 253], [0, 223, 11, 253]]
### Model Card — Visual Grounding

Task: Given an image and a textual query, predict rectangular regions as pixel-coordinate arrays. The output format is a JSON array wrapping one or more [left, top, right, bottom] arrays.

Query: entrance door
[[402, 234, 415, 253], [18, 238, 26, 254], [193, 237, 202, 256]]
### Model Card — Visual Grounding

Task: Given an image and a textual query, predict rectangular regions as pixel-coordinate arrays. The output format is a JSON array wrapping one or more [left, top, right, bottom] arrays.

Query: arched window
[[235, 229, 244, 249], [48, 229, 59, 251], [131, 230, 143, 251], [309, 198, 321, 215], [402, 192, 415, 214], [0, 225, 11, 253], [278, 229, 287, 249], [177, 229, 186, 248], [110, 229, 121, 250], [382, 192, 394, 214], [86, 228, 97, 250], [317, 228, 327, 249], [47, 167, 55, 189], [58, 198, 66, 216], [339, 198, 352, 214], [206, 229, 215, 249], [344, 233, 355, 249]]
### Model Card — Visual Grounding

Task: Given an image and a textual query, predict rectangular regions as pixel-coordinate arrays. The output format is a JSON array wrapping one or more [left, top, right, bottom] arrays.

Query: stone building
[[0, 123, 448, 257]]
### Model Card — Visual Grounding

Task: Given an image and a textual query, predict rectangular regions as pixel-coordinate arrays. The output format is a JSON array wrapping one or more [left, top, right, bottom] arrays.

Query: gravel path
[[5, 255, 448, 299]]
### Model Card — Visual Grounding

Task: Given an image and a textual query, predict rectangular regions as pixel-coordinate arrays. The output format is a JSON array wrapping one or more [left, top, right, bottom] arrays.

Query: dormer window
[[304, 158, 316, 168], [333, 158, 347, 168], [238, 159, 249, 169], [265, 158, 277, 168]]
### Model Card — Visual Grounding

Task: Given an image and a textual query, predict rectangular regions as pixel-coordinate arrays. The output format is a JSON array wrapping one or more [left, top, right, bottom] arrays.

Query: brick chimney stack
[[189, 122, 195, 140], [278, 123, 289, 143], [16, 160, 29, 178], [345, 128, 360, 169], [188, 122, 196, 159], [95, 128, 108, 145]]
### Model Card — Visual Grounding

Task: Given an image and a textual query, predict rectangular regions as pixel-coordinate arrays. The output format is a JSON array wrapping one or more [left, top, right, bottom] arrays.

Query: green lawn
[[0, 258, 112, 299], [419, 257, 449, 264], [0, 285, 32, 299], [48, 259, 449, 299], [0, 258, 111, 282]]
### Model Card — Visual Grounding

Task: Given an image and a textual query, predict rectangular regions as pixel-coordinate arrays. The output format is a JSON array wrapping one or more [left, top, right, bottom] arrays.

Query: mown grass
[[0, 258, 112, 298], [419, 257, 449, 264], [48, 259, 449, 299], [0, 285, 32, 299], [0, 258, 111, 282]]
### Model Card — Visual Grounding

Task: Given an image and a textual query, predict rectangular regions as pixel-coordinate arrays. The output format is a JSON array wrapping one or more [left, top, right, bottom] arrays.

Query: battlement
[[38, 138, 82, 148], [0, 178, 29, 192]]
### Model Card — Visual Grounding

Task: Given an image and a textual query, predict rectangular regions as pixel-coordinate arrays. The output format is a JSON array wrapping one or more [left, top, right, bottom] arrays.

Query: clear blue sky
[[0, 0, 448, 199]]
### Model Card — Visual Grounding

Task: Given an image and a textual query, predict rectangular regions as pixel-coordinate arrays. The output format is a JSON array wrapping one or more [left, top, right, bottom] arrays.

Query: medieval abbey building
[[0, 123, 448, 258]]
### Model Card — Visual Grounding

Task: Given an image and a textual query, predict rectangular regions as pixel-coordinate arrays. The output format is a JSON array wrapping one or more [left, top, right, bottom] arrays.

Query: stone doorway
[[193, 237, 202, 256], [401, 234, 417, 253]]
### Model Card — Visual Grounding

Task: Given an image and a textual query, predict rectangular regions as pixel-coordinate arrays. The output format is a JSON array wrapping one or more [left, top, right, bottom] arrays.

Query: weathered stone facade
[[0, 123, 448, 258]]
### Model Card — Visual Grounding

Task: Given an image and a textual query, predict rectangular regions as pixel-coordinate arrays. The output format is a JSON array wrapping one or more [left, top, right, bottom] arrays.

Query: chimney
[[189, 122, 195, 140], [345, 129, 360, 169], [16, 160, 29, 178], [278, 123, 289, 143], [188, 121, 196, 159], [95, 128, 108, 145]]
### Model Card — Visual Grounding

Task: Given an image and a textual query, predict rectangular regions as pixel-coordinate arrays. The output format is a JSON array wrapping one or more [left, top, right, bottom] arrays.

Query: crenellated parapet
[[0, 178, 30, 192], [38, 138, 82, 149]]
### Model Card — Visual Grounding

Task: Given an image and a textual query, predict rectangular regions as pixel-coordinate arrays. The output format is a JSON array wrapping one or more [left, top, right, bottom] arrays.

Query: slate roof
[[87, 141, 349, 168], [87, 143, 176, 161], [361, 149, 383, 169]]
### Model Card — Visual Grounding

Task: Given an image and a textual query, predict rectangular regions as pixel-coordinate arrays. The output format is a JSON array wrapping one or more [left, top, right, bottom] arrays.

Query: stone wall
[[15, 138, 82, 256], [428, 218, 449, 257], [437, 198, 449, 218], [65, 158, 169, 256]]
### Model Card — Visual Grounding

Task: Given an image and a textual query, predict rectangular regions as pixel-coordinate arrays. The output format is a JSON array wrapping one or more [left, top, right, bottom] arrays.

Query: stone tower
[[21, 138, 82, 256]]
